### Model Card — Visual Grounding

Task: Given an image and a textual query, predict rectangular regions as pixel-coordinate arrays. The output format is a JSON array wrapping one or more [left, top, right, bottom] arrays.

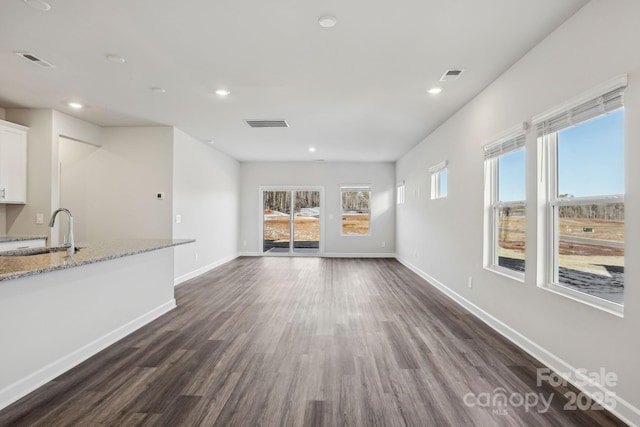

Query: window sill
[[484, 265, 525, 283], [539, 283, 624, 318]]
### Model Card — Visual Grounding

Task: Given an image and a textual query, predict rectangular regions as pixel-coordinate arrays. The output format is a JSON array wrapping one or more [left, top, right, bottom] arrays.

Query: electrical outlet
[[243, 240, 247, 247], [36, 213, 44, 224], [468, 276, 473, 289], [175, 214, 182, 223], [194, 252, 198, 261], [381, 241, 386, 248]]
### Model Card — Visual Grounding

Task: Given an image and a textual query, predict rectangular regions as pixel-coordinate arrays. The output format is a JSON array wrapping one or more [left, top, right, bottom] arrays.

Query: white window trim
[[482, 124, 527, 282], [340, 185, 372, 237], [429, 161, 447, 200], [397, 181, 405, 205], [537, 130, 624, 317]]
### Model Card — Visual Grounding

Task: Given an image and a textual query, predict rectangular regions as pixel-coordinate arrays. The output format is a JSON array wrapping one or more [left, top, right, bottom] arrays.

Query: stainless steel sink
[[0, 246, 82, 257]]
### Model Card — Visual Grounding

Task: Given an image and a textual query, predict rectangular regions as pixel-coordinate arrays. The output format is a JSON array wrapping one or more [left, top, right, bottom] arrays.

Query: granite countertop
[[0, 238, 195, 282], [0, 235, 48, 243]]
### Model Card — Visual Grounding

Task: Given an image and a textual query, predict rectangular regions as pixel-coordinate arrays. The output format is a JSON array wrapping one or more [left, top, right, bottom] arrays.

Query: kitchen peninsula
[[0, 238, 194, 410]]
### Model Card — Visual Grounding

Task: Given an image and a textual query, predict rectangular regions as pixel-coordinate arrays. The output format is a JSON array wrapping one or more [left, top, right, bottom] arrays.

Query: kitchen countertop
[[0, 235, 48, 243], [0, 238, 195, 282]]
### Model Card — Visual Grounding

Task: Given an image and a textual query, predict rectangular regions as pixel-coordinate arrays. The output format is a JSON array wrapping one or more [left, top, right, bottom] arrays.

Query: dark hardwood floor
[[0, 257, 625, 426]]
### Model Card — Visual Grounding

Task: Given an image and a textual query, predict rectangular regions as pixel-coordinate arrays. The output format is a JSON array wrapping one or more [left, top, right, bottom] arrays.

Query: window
[[341, 186, 371, 235], [397, 181, 405, 205], [535, 78, 625, 311], [483, 127, 527, 279], [429, 161, 447, 199]]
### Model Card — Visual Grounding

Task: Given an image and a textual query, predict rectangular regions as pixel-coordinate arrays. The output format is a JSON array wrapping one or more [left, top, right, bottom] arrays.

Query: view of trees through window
[[262, 190, 320, 253]]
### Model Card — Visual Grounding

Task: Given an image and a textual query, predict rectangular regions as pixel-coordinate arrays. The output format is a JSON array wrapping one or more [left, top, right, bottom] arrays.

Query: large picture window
[[483, 128, 527, 279], [535, 78, 625, 310], [341, 186, 371, 235]]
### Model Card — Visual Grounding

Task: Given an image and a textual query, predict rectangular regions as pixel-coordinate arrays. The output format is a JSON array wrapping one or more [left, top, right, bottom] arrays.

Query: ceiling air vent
[[16, 52, 56, 69], [245, 120, 289, 128], [440, 69, 464, 82]]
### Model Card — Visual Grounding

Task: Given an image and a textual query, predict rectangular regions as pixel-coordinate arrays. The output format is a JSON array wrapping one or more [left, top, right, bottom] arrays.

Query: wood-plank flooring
[[0, 257, 625, 426]]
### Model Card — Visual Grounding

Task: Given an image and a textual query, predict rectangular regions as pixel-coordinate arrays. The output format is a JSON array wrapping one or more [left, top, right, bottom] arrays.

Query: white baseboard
[[324, 252, 396, 258], [174, 254, 238, 286], [395, 256, 640, 427], [238, 251, 260, 257], [0, 299, 176, 412], [237, 252, 396, 259]]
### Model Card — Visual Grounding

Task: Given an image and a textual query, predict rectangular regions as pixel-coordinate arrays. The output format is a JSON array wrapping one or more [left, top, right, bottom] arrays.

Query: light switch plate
[[175, 214, 182, 223]]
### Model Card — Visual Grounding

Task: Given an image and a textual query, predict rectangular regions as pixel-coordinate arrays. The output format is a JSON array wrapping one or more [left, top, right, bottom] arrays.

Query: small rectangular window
[[429, 161, 448, 199], [397, 182, 405, 205], [341, 186, 371, 235], [535, 78, 625, 310], [483, 128, 527, 279]]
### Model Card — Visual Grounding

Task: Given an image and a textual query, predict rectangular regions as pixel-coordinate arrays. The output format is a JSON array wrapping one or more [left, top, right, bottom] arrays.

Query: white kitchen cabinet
[[0, 119, 28, 204]]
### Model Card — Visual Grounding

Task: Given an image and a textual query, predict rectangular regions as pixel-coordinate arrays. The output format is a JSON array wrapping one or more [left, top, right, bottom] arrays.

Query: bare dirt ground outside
[[498, 216, 624, 276], [263, 214, 370, 242], [263, 216, 319, 242], [341, 214, 370, 235]]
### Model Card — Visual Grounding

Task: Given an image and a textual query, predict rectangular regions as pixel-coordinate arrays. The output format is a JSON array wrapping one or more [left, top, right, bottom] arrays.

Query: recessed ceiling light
[[68, 102, 83, 109], [215, 89, 230, 96], [427, 87, 442, 95], [106, 54, 126, 64], [309, 147, 316, 152], [151, 87, 166, 93], [318, 15, 337, 28], [23, 0, 51, 11]]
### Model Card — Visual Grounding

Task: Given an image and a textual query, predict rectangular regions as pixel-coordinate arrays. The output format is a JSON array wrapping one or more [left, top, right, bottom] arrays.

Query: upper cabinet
[[0, 119, 28, 204]]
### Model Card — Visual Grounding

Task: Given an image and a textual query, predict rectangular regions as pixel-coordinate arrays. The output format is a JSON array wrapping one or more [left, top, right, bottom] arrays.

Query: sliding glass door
[[262, 188, 322, 255]]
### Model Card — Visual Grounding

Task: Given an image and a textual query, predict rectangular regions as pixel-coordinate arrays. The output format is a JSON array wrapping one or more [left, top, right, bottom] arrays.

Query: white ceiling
[[0, 0, 588, 162]]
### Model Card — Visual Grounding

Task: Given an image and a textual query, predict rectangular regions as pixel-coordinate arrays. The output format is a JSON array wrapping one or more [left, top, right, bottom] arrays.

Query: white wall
[[3, 109, 104, 242], [172, 129, 240, 283], [0, 107, 8, 233], [4, 109, 54, 238], [240, 162, 395, 255], [396, 1, 640, 424], [73, 126, 174, 241], [0, 206, 5, 235], [58, 137, 100, 243]]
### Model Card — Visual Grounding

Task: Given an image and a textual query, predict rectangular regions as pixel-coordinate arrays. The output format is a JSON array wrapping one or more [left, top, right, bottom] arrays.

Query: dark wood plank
[[0, 257, 627, 426]]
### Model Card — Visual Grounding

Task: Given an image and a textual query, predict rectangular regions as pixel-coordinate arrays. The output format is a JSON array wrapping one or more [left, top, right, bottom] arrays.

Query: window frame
[[535, 75, 627, 316], [539, 132, 624, 315], [340, 185, 372, 237], [397, 181, 405, 205], [483, 127, 527, 282], [429, 161, 448, 200]]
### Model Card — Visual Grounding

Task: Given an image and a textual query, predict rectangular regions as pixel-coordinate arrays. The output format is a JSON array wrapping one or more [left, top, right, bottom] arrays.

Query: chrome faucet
[[49, 208, 75, 256]]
